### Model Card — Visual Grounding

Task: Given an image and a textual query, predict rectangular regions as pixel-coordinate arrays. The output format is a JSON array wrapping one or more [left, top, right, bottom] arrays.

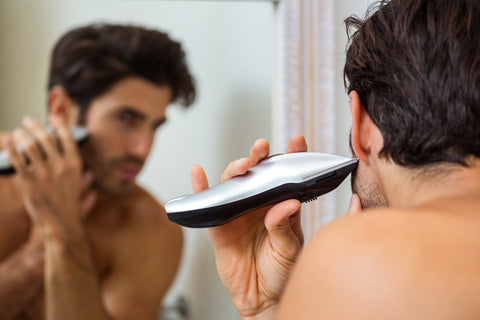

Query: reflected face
[[349, 131, 388, 209], [80, 77, 171, 196]]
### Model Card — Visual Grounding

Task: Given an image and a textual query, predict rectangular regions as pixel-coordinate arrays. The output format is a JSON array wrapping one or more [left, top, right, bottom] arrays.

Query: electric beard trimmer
[[166, 152, 358, 228]]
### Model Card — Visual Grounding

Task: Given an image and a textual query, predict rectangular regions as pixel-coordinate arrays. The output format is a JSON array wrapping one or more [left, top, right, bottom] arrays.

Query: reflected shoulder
[[128, 184, 183, 235], [128, 184, 169, 220]]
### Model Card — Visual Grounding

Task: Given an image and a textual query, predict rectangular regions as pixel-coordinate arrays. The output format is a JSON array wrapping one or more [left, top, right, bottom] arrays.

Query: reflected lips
[[119, 165, 141, 180]]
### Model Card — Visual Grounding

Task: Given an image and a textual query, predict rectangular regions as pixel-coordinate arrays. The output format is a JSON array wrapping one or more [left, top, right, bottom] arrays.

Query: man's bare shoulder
[[93, 184, 183, 285], [127, 184, 168, 221], [109, 185, 171, 227], [278, 207, 480, 319], [115, 184, 183, 238], [89, 184, 182, 245]]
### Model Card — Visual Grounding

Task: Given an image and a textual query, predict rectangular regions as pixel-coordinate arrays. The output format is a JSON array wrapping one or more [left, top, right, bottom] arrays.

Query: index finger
[[248, 138, 270, 165], [49, 116, 79, 159], [219, 157, 250, 183], [219, 138, 270, 183], [286, 134, 308, 153], [21, 117, 59, 161]]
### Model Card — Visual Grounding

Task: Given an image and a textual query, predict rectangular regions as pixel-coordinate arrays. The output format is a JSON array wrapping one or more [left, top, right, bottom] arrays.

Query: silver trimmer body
[[166, 152, 358, 228]]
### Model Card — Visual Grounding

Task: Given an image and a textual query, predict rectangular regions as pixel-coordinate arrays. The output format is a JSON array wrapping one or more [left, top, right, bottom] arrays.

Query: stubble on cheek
[[351, 166, 388, 209]]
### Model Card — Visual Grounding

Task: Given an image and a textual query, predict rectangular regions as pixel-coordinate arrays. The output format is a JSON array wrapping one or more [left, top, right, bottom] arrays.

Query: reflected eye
[[118, 110, 140, 126]]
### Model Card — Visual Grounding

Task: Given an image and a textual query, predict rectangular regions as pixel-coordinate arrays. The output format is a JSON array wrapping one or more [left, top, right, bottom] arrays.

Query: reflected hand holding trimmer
[[0, 125, 89, 175]]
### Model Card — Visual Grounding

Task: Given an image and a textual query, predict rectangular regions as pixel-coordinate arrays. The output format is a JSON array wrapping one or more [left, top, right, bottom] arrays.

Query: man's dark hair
[[48, 23, 195, 120], [344, 0, 480, 167]]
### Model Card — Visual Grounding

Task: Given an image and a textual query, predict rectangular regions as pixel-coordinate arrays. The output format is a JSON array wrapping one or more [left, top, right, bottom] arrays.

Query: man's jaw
[[351, 168, 389, 209], [91, 164, 142, 197]]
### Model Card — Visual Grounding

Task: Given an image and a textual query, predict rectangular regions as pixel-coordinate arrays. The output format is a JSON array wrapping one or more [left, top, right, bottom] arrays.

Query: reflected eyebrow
[[118, 106, 147, 120], [116, 106, 166, 129]]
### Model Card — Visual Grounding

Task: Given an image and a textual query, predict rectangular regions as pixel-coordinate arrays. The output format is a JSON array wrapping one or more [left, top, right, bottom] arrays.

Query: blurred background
[[0, 0, 372, 319]]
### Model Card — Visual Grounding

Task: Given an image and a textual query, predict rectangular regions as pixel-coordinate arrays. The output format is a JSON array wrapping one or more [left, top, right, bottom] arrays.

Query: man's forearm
[[0, 241, 44, 319], [44, 231, 112, 320]]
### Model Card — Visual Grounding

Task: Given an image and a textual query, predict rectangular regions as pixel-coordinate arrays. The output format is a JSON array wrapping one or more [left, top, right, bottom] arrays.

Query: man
[[0, 23, 195, 319], [192, 0, 480, 318]]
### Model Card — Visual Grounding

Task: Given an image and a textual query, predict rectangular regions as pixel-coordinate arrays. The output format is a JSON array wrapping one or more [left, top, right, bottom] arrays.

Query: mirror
[[0, 1, 275, 319]]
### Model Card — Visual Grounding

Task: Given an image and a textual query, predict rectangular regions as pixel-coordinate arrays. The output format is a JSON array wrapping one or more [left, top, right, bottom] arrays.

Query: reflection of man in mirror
[[0, 23, 195, 319]]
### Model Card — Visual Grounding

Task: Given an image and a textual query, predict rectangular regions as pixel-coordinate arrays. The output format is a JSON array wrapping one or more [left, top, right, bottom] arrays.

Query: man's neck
[[383, 158, 480, 209]]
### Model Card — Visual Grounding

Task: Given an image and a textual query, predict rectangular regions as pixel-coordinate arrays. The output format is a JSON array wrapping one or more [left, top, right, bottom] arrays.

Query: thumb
[[264, 199, 302, 258], [346, 194, 363, 216]]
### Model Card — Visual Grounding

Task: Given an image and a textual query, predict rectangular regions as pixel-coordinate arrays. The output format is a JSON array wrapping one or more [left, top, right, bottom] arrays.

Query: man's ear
[[47, 86, 79, 125], [349, 90, 375, 164]]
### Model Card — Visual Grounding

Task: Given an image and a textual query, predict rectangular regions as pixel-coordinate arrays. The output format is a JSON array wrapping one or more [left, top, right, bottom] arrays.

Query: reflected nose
[[128, 133, 153, 161]]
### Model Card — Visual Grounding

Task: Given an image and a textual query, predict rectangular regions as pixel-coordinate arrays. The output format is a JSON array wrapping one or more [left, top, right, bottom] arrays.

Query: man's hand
[[191, 134, 308, 320], [5, 116, 96, 240], [346, 194, 362, 216]]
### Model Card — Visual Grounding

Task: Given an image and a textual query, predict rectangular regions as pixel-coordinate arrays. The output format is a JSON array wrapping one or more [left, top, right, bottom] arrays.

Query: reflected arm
[[0, 237, 44, 319], [44, 230, 114, 320]]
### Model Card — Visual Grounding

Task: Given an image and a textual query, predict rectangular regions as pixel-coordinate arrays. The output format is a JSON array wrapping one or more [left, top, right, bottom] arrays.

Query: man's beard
[[92, 170, 134, 196], [93, 157, 144, 196], [81, 144, 144, 197], [349, 131, 388, 209], [350, 165, 388, 209]]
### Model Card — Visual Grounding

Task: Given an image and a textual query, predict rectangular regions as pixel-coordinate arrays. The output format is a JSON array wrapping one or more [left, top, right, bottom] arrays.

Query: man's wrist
[[42, 219, 86, 246], [23, 242, 45, 279], [239, 304, 278, 320], [44, 225, 96, 275]]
